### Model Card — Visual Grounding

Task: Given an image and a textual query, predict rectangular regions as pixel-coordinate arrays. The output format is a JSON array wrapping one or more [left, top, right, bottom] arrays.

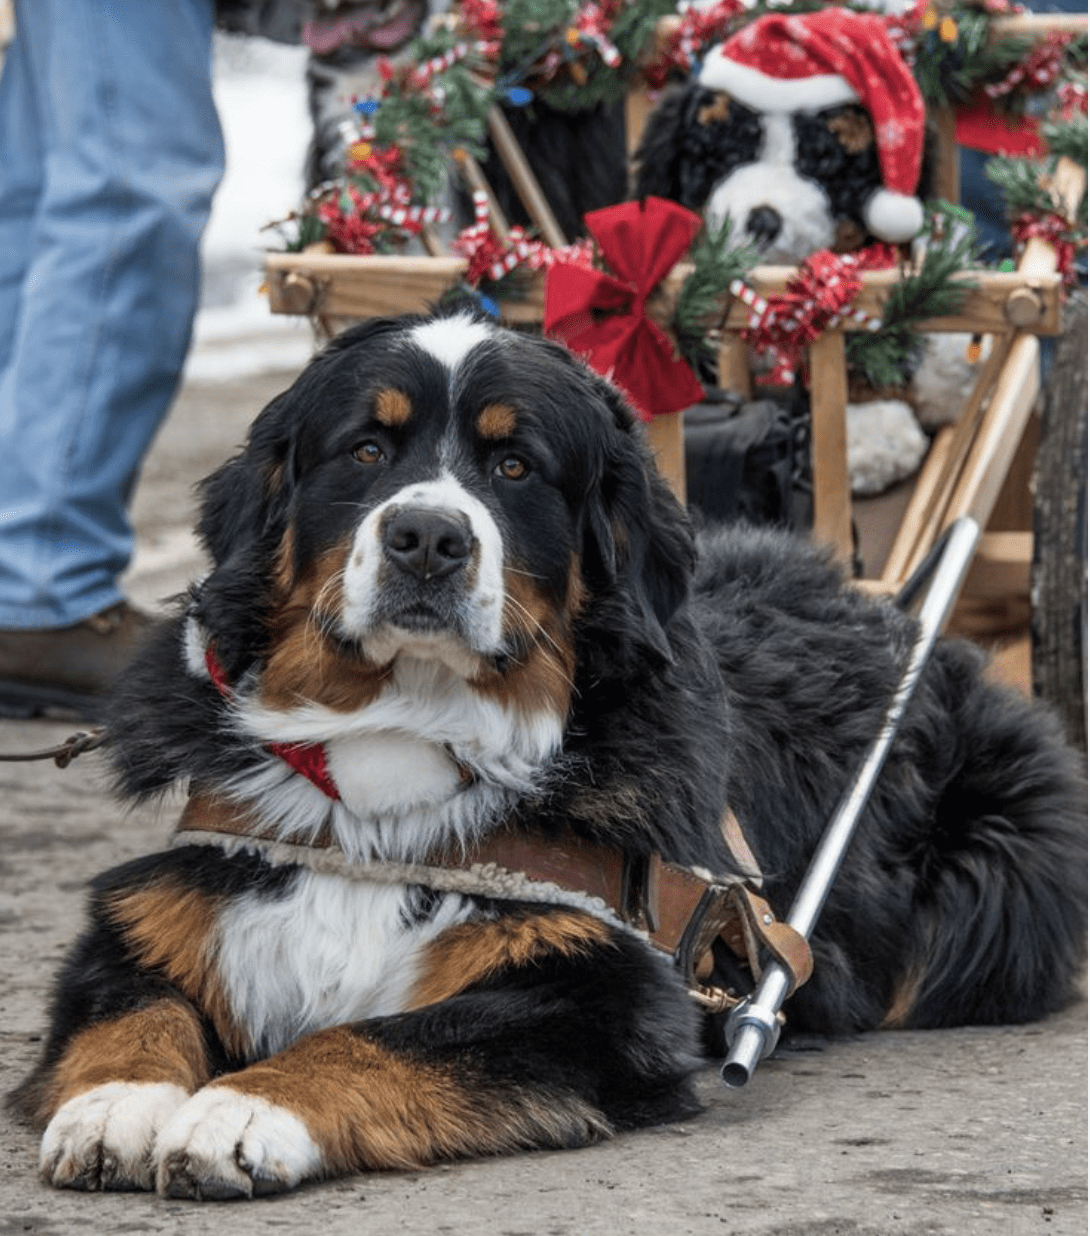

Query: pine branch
[[984, 156, 1060, 219], [1041, 114, 1088, 170], [673, 216, 760, 369], [846, 212, 977, 390]]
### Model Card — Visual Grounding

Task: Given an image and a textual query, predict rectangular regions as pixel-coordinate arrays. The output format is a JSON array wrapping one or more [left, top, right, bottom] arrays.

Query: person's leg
[[0, 0, 224, 631], [0, 6, 44, 378]]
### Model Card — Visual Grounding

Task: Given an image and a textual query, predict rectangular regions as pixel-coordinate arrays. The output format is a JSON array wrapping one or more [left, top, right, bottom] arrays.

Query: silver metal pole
[[722, 516, 982, 1088]]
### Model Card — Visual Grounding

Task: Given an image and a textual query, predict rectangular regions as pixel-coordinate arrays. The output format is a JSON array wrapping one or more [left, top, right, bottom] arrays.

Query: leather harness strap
[[175, 793, 812, 1007]]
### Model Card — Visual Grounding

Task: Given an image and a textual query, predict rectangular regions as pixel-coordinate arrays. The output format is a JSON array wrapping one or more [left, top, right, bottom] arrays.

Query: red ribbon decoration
[[742, 245, 899, 386], [544, 197, 707, 421], [1010, 211, 1083, 288]]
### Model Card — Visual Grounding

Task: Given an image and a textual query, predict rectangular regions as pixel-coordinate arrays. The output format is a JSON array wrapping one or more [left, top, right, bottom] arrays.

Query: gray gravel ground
[[1, 368, 1086, 1236]]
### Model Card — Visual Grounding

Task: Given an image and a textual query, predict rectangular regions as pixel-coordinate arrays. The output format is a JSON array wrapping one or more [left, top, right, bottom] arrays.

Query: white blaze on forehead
[[761, 113, 795, 166], [408, 315, 494, 372]]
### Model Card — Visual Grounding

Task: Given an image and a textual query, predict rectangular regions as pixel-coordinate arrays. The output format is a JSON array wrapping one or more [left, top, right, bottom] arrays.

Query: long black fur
[[107, 313, 1085, 1036], [14, 314, 1086, 1172]]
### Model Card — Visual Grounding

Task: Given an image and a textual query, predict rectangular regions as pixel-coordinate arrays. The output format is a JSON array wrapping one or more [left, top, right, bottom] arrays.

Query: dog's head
[[635, 85, 892, 263], [191, 312, 693, 722]]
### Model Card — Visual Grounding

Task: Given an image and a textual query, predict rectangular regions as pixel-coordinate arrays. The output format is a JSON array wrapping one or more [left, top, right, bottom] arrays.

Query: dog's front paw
[[41, 1081, 190, 1191], [154, 1087, 323, 1200]]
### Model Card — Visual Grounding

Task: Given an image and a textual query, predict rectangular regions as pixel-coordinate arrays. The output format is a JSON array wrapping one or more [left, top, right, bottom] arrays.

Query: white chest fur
[[231, 656, 564, 862], [214, 869, 473, 1059]]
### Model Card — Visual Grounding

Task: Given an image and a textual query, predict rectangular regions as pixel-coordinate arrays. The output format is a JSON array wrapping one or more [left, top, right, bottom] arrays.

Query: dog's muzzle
[[383, 507, 473, 582], [340, 474, 507, 662]]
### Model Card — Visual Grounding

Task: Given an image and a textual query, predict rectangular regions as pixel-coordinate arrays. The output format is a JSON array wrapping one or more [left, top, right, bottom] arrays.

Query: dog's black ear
[[582, 381, 695, 667], [192, 316, 427, 674], [633, 85, 692, 203], [192, 391, 295, 676]]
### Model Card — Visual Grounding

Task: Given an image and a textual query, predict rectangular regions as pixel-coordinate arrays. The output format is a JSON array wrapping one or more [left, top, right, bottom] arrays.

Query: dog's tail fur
[[697, 526, 1086, 1036], [887, 646, 1087, 1029]]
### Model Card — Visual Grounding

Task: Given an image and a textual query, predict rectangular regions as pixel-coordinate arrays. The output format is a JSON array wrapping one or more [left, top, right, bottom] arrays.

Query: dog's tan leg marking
[[156, 1023, 610, 1198], [408, 909, 611, 1009], [38, 1000, 209, 1192], [107, 881, 248, 1058]]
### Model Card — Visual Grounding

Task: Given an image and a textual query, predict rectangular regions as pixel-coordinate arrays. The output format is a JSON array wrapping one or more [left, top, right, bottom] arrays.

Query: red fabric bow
[[544, 197, 706, 421]]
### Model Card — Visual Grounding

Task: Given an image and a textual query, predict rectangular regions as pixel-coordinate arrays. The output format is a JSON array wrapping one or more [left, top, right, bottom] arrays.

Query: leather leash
[[0, 727, 108, 768], [175, 792, 813, 1012]]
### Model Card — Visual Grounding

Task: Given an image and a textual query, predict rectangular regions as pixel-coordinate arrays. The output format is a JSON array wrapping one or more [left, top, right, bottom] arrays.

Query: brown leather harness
[[175, 792, 813, 1014]]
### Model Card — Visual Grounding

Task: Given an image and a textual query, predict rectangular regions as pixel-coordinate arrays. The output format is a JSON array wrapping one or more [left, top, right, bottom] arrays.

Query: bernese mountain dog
[[10, 311, 1086, 1200]]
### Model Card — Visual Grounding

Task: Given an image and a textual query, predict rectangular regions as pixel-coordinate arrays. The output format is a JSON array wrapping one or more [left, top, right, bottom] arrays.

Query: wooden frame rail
[[264, 9, 1085, 604], [265, 252, 1065, 507]]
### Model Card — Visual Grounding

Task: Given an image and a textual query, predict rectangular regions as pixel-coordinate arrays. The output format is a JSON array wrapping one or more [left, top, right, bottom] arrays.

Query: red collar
[[204, 645, 341, 801]]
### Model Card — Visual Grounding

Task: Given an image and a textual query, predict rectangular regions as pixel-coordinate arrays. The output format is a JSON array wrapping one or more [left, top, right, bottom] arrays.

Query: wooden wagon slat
[[808, 332, 853, 557], [990, 12, 1089, 37], [880, 332, 1017, 585], [264, 253, 1065, 337], [880, 156, 1086, 588]]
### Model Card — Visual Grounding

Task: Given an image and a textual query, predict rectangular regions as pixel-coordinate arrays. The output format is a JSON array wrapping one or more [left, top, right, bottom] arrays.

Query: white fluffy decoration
[[910, 332, 989, 431], [862, 188, 925, 244], [847, 399, 929, 496]]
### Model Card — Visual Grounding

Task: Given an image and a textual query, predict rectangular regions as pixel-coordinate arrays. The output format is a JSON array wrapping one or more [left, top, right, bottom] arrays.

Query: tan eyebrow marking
[[476, 403, 518, 441], [697, 92, 731, 126], [827, 109, 873, 155], [375, 389, 413, 428]]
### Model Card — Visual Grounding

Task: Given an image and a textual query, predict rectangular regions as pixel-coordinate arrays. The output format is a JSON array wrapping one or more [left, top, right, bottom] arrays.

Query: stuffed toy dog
[[635, 9, 972, 496], [634, 8, 926, 262]]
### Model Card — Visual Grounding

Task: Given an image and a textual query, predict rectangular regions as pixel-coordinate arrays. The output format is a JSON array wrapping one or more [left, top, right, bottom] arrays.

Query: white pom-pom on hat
[[863, 188, 925, 243]]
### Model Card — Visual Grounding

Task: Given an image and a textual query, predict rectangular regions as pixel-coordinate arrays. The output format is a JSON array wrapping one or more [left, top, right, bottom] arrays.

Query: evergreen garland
[[495, 0, 679, 111], [280, 0, 1086, 254], [372, 63, 492, 203], [673, 216, 760, 369], [1041, 112, 1089, 168], [984, 146, 1088, 283], [911, 6, 1025, 109], [845, 205, 978, 390], [984, 155, 1066, 219]]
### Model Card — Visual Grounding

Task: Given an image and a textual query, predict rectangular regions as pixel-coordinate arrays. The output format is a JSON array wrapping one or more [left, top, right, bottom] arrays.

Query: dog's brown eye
[[495, 456, 528, 481], [353, 441, 385, 465]]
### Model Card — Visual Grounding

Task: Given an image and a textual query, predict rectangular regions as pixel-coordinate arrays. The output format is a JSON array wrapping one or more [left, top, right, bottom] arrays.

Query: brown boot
[[0, 602, 155, 721]]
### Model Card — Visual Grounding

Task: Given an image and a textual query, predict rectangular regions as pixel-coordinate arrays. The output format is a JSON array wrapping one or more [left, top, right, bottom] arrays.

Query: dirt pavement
[[1, 365, 1086, 1236]]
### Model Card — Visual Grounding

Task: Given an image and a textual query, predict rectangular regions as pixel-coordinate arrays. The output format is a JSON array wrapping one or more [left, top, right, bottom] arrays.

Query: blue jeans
[[0, 0, 224, 628]]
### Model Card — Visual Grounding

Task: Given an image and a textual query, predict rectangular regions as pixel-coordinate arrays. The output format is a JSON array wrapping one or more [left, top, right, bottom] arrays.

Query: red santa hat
[[698, 9, 926, 244]]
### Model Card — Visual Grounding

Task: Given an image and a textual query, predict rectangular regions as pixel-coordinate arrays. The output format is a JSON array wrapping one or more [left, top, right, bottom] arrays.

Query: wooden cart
[[264, 12, 1087, 728]]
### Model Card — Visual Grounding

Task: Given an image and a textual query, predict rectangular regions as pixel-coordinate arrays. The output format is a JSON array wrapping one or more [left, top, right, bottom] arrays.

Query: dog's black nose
[[383, 508, 473, 581], [745, 205, 782, 245]]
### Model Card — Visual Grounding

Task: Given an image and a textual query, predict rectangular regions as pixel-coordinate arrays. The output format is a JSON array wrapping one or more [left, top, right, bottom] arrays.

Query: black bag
[[684, 389, 810, 528]]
